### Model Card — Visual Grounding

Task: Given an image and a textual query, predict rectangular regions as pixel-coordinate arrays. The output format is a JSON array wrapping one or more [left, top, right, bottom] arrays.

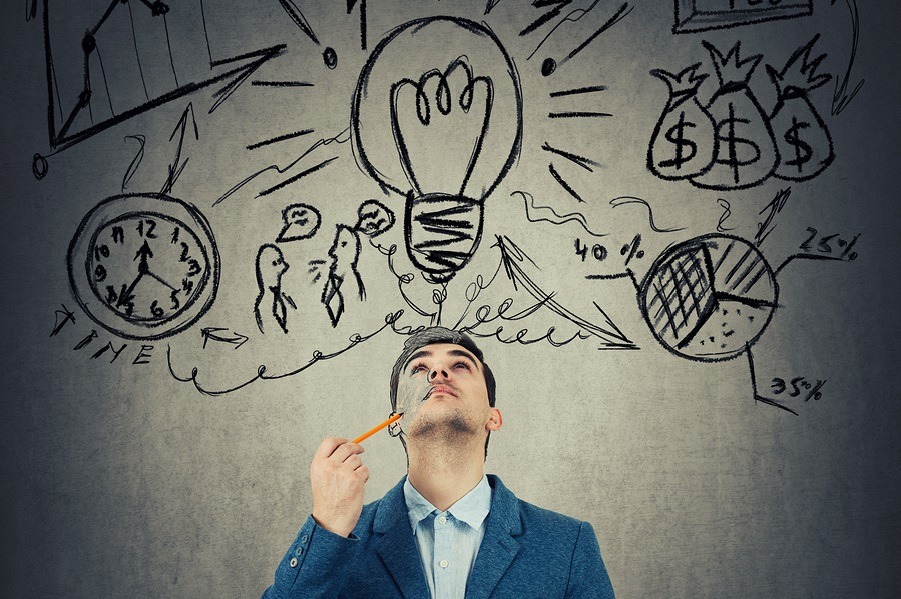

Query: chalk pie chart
[[638, 234, 778, 361]]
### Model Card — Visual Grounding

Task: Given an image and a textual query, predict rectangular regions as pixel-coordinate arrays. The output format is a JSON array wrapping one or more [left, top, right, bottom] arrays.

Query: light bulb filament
[[389, 56, 495, 199]]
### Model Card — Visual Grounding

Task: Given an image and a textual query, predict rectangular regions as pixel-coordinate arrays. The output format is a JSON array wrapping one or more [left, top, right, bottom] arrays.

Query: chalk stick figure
[[255, 244, 293, 334]]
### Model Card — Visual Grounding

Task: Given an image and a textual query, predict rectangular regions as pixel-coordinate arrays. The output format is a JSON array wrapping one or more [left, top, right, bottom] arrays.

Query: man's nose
[[429, 366, 449, 381]]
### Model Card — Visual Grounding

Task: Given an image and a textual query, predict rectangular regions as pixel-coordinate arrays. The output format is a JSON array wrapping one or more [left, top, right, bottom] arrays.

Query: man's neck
[[406, 442, 485, 512]]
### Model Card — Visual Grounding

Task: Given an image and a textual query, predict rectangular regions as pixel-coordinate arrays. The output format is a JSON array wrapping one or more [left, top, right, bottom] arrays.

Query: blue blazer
[[262, 475, 615, 598]]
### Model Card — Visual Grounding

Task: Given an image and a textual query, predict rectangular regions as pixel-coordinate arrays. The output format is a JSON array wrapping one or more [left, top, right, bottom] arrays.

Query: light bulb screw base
[[403, 190, 485, 284]]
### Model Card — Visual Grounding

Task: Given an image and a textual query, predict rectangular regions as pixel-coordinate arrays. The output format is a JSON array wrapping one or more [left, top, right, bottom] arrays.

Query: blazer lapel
[[465, 475, 522, 599], [374, 477, 430, 598]]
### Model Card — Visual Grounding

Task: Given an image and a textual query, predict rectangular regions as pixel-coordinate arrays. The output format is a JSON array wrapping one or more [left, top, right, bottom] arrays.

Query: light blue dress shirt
[[403, 475, 492, 599]]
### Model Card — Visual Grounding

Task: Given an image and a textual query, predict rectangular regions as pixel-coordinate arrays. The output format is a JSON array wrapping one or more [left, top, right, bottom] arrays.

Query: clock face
[[87, 212, 209, 321], [68, 194, 219, 340]]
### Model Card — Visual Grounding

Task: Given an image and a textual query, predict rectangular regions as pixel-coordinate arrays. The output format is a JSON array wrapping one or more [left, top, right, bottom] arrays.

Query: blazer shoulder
[[489, 476, 587, 541], [517, 496, 584, 526], [514, 496, 588, 542]]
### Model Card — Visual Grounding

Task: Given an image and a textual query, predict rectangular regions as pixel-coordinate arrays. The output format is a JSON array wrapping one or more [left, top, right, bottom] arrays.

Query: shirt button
[[289, 557, 298, 568], [294, 546, 305, 556], [437, 516, 447, 525], [439, 560, 448, 569], [300, 535, 308, 544]]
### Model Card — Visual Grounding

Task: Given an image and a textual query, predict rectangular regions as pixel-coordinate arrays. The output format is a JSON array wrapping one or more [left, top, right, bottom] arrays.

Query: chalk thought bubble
[[277, 203, 322, 242], [354, 199, 395, 238]]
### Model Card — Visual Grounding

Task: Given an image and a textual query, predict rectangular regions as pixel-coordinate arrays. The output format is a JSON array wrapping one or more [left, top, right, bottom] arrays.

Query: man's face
[[258, 246, 288, 283], [395, 343, 498, 440], [329, 226, 359, 265]]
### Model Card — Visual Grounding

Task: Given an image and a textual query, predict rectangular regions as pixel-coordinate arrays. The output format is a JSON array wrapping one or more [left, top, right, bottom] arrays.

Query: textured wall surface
[[1, 0, 899, 597]]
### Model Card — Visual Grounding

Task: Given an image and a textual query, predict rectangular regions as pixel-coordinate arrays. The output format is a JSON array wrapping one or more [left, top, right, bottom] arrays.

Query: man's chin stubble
[[409, 413, 478, 442]]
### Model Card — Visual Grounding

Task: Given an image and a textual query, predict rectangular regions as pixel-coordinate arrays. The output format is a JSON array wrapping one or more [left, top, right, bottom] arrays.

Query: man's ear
[[486, 408, 502, 431]]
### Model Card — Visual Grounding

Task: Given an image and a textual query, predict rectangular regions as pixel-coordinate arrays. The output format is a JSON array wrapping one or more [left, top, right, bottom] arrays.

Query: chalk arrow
[[49, 32, 285, 152], [201, 327, 249, 349], [831, 0, 865, 116], [160, 103, 199, 195], [494, 235, 636, 348]]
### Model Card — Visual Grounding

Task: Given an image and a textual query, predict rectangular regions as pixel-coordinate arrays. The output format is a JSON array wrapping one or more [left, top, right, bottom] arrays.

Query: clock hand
[[144, 268, 178, 292], [134, 240, 153, 275], [117, 272, 144, 308]]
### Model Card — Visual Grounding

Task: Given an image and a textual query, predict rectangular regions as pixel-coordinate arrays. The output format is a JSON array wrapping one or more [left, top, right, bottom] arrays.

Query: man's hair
[[389, 327, 497, 459], [390, 327, 496, 410]]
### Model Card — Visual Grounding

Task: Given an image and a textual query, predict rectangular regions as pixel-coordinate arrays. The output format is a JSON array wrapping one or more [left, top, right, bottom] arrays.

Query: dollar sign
[[715, 102, 761, 184], [783, 116, 813, 172], [659, 111, 697, 170]]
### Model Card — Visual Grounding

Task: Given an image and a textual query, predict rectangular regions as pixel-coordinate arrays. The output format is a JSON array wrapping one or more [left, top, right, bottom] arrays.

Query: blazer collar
[[465, 474, 522, 599], [373, 476, 430, 598]]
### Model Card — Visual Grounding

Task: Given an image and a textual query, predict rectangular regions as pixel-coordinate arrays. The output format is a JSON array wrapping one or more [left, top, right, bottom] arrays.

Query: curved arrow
[[831, 0, 865, 116], [494, 235, 636, 348]]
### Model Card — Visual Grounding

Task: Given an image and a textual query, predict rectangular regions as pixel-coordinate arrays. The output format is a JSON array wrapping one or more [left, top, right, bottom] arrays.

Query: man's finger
[[315, 437, 348, 460], [328, 442, 364, 464], [345, 455, 363, 471]]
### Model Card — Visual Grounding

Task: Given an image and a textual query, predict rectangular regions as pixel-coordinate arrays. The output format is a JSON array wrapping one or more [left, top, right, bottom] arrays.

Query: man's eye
[[453, 361, 471, 371], [409, 364, 427, 374]]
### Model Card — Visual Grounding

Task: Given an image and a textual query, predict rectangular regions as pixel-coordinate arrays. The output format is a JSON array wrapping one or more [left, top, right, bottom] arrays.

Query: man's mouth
[[428, 384, 457, 398]]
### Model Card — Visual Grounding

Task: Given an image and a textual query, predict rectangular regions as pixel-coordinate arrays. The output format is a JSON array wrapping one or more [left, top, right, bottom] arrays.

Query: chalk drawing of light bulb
[[352, 17, 522, 283]]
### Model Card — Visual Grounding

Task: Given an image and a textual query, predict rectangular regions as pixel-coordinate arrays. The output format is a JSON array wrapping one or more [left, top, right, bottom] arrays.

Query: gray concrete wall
[[2, 0, 899, 596]]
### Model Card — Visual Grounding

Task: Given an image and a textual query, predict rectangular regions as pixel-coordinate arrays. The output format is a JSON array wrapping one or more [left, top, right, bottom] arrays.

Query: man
[[262, 327, 615, 598]]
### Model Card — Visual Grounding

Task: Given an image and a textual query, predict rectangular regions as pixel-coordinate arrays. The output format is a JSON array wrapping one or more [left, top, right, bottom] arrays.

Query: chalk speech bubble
[[355, 199, 395, 238], [277, 203, 322, 242]]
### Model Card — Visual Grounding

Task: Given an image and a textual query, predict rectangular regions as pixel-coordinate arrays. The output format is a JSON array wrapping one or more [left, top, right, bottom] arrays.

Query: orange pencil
[[353, 413, 402, 444]]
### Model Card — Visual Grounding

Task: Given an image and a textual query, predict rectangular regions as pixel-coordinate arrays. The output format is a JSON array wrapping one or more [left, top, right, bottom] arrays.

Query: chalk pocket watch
[[68, 193, 220, 340]]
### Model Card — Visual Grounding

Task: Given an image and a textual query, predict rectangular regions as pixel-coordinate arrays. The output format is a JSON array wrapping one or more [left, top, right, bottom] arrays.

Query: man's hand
[[310, 437, 369, 537]]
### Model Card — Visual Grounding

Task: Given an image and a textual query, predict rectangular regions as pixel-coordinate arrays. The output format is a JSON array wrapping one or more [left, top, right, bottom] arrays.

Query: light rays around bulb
[[548, 163, 585, 203], [541, 143, 600, 172]]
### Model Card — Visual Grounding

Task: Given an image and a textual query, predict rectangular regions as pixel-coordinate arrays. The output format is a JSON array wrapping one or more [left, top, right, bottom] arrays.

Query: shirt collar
[[404, 477, 436, 532], [404, 474, 492, 532]]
